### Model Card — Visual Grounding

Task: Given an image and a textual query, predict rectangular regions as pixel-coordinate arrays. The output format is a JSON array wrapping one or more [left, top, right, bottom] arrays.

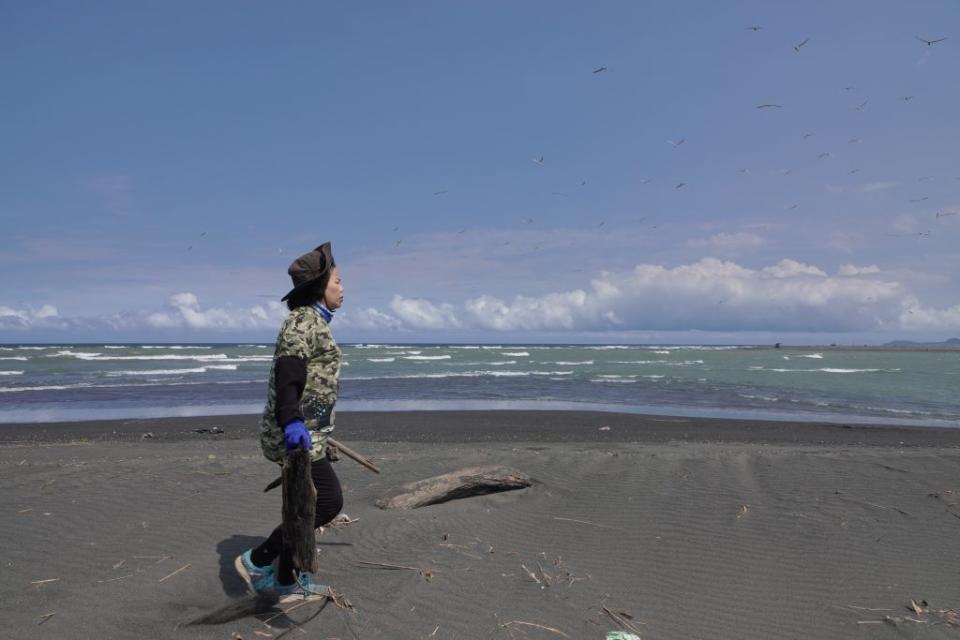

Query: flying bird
[[793, 37, 810, 51], [818, 152, 832, 159], [918, 176, 932, 181], [578, 180, 587, 186], [433, 190, 448, 196], [667, 138, 686, 147], [756, 104, 783, 109], [842, 86, 857, 92], [593, 66, 607, 74], [855, 100, 868, 111], [802, 132, 815, 139], [915, 36, 947, 46], [675, 182, 687, 189], [788, 204, 799, 210], [903, 95, 915, 102], [848, 138, 861, 144], [908, 197, 929, 203], [738, 168, 751, 175], [551, 191, 569, 198], [532, 156, 544, 166], [848, 168, 861, 174], [640, 178, 653, 185], [780, 169, 792, 176], [936, 211, 959, 218], [745, 26, 762, 31]]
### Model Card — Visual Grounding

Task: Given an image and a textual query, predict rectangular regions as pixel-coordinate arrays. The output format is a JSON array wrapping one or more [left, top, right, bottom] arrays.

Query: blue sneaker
[[234, 550, 275, 595], [271, 573, 331, 605]]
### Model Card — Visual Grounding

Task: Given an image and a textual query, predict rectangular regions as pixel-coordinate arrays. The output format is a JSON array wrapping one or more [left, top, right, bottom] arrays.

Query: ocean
[[0, 343, 958, 427]]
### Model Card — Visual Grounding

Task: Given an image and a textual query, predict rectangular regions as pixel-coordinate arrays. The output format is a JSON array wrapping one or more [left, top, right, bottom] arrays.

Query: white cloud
[[838, 264, 880, 276], [761, 259, 827, 278], [350, 258, 944, 333], [389, 296, 462, 330], [340, 307, 403, 330], [688, 232, 764, 250], [0, 304, 62, 330], [5, 259, 960, 336], [899, 299, 960, 330], [145, 293, 287, 330]]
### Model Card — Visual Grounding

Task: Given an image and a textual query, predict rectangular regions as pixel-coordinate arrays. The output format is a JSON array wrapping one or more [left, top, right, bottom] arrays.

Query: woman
[[235, 242, 345, 603]]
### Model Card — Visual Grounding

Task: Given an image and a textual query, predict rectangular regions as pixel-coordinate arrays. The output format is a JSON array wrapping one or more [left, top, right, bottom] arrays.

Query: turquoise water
[[0, 343, 958, 426]]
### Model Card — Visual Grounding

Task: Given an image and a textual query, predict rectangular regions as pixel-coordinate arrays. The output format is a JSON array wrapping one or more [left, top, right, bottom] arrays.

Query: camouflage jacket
[[259, 306, 342, 463]]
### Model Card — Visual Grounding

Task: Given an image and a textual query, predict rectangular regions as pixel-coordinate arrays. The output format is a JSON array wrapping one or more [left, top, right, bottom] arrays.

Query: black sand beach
[[2, 411, 959, 639]]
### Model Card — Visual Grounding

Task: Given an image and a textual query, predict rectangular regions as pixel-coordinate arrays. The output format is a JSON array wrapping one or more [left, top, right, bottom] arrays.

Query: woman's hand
[[283, 420, 312, 451]]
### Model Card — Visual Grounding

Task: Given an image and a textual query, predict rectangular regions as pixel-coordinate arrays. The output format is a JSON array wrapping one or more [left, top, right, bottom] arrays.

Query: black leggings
[[250, 457, 343, 584]]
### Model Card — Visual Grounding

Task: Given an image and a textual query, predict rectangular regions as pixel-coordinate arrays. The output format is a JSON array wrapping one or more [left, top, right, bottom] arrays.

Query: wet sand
[[2, 411, 958, 639]]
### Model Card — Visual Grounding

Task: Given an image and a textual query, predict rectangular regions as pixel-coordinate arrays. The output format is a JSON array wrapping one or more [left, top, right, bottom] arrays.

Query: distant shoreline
[[3, 410, 960, 447], [2, 341, 959, 351]]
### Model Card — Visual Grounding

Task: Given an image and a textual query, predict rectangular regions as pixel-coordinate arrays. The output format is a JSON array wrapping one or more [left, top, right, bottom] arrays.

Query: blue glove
[[283, 420, 312, 451]]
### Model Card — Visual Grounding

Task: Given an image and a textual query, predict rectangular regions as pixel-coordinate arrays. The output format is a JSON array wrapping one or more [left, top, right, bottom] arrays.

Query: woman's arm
[[274, 356, 307, 428]]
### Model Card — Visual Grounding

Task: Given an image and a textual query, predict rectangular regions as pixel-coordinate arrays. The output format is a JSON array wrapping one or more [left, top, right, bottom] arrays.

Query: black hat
[[281, 242, 336, 302]]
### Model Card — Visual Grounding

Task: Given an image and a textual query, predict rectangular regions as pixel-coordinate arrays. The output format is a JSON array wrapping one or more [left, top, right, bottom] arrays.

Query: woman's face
[[323, 267, 344, 310]]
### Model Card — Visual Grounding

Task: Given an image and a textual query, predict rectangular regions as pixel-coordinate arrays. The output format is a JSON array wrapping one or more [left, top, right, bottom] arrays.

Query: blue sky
[[2, 1, 958, 344]]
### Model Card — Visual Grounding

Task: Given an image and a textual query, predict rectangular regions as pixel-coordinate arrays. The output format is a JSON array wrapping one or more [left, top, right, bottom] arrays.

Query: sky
[[1, 1, 958, 344]]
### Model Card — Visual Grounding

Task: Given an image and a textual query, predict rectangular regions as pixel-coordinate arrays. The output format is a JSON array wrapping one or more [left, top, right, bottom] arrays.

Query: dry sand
[[1, 411, 959, 639]]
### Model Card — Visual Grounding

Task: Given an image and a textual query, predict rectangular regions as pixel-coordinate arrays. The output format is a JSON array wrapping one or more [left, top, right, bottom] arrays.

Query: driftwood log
[[282, 450, 318, 573], [376, 466, 532, 510]]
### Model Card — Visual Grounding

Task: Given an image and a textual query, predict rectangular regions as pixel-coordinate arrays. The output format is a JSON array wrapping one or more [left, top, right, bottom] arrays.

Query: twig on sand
[[865, 502, 910, 516], [273, 600, 329, 639], [38, 612, 56, 625], [357, 560, 433, 581], [18, 508, 32, 514], [112, 559, 126, 570], [263, 599, 316, 625], [844, 605, 893, 612], [552, 516, 618, 530], [31, 578, 61, 587], [535, 562, 552, 586], [500, 621, 571, 638], [520, 564, 542, 585], [428, 624, 440, 637], [158, 563, 191, 583], [602, 606, 646, 635], [102, 574, 134, 583]]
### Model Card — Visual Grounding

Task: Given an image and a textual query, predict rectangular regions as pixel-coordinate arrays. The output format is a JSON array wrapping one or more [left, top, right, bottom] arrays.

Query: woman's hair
[[286, 271, 331, 311]]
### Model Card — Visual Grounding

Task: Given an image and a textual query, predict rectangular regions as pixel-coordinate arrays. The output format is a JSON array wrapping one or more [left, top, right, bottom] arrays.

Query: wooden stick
[[500, 621, 570, 638], [103, 574, 134, 583], [31, 578, 61, 586], [602, 606, 646, 635], [158, 563, 191, 583], [552, 516, 618, 530], [38, 612, 56, 625]]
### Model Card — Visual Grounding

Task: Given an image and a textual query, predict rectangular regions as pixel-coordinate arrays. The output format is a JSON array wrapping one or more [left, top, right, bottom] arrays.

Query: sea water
[[0, 343, 957, 426]]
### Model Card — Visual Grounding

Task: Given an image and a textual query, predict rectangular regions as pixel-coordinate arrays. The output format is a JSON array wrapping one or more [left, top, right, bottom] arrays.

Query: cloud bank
[[3, 258, 959, 337]]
